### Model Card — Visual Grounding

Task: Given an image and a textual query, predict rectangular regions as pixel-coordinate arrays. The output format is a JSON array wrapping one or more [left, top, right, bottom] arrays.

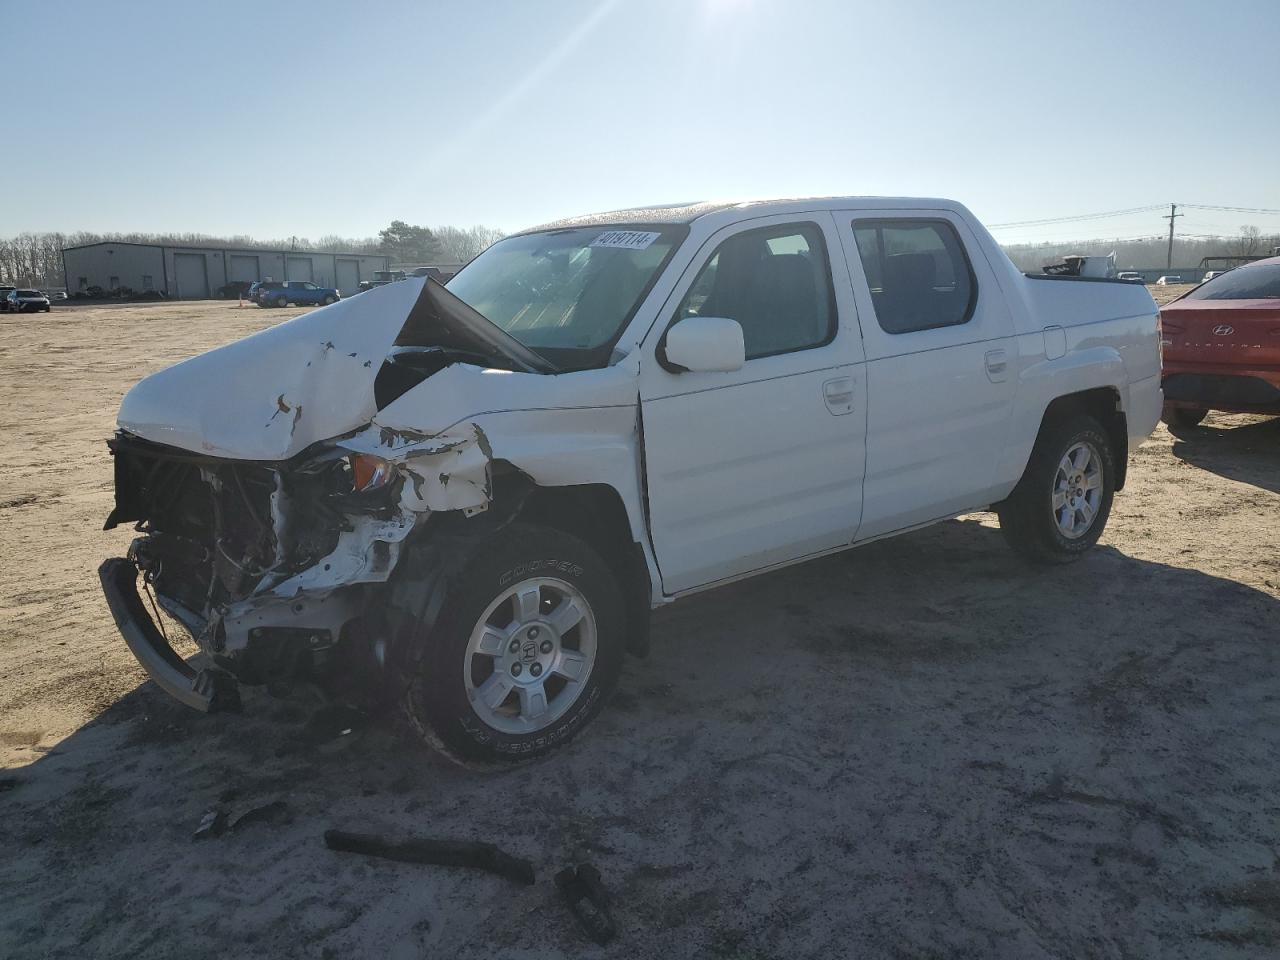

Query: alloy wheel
[[1052, 441, 1103, 539], [463, 576, 597, 734]]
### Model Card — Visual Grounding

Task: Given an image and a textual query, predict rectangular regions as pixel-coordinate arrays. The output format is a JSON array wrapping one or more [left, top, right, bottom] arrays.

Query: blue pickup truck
[[249, 280, 341, 308]]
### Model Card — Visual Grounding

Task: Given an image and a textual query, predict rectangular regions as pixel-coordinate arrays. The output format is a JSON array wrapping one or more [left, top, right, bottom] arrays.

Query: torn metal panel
[[115, 277, 547, 462], [118, 280, 422, 460], [216, 511, 415, 653], [341, 422, 495, 514]]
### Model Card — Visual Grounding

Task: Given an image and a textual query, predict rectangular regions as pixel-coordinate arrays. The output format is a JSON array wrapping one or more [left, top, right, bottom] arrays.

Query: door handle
[[984, 349, 1008, 383], [822, 376, 855, 415]]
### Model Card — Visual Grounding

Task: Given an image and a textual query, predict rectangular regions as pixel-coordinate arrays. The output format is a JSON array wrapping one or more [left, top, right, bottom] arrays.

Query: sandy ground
[[1, 296, 1278, 958]]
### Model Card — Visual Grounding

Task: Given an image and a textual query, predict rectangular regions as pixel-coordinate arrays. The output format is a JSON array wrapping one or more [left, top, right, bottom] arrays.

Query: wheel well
[[494, 473, 652, 658], [1039, 387, 1129, 490]]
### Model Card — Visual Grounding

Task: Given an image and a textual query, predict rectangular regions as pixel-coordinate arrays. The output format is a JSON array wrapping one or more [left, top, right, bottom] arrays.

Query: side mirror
[[662, 316, 745, 373]]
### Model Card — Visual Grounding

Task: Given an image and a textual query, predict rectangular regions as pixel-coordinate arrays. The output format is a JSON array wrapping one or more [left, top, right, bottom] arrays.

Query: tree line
[[0, 221, 506, 290], [4, 220, 1277, 291], [1001, 225, 1280, 273]]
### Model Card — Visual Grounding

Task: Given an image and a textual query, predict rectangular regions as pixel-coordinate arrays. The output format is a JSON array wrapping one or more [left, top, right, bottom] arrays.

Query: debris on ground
[[324, 829, 535, 885], [555, 863, 617, 946], [276, 704, 366, 756], [0, 776, 21, 793], [229, 800, 291, 831], [192, 807, 227, 840]]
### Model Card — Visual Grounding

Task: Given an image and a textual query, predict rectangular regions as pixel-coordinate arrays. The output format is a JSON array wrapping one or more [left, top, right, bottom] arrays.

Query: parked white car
[[1155, 275, 1183, 285], [1116, 271, 1145, 283], [100, 197, 1163, 761]]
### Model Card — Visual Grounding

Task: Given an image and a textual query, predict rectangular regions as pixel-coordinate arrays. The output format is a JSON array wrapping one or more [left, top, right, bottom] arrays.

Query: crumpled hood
[[118, 280, 425, 460], [116, 278, 546, 461]]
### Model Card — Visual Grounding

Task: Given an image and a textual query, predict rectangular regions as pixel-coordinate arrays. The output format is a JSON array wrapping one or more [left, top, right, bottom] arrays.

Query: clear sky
[[6, 0, 1279, 243]]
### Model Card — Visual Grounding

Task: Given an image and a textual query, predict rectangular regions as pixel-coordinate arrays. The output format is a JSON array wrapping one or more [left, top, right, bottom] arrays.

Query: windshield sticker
[[590, 230, 662, 250]]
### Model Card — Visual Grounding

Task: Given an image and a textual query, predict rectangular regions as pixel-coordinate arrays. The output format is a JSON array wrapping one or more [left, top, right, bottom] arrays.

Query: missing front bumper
[[98, 558, 241, 713]]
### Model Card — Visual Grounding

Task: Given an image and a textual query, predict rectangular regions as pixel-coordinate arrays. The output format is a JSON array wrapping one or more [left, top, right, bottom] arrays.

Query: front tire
[[403, 523, 624, 763], [275, 295, 288, 308], [997, 413, 1115, 564]]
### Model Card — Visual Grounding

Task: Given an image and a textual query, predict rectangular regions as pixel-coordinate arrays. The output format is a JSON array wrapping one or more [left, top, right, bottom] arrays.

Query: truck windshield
[[446, 225, 686, 369], [1184, 264, 1280, 300]]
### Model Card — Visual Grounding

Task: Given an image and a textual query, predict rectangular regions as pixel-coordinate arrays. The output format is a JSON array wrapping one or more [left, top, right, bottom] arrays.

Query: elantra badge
[[1212, 324, 1234, 336]]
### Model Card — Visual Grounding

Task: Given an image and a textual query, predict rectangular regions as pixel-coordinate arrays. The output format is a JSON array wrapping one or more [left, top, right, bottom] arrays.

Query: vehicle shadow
[[3, 517, 1280, 957], [1170, 413, 1280, 495]]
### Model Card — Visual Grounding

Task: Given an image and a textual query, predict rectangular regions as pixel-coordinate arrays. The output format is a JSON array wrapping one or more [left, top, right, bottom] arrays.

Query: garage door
[[173, 253, 209, 299], [335, 259, 360, 296], [228, 254, 259, 283], [286, 257, 314, 282]]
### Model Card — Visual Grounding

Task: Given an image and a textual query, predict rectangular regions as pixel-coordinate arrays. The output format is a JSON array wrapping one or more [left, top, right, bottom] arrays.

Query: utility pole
[[1163, 203, 1182, 271]]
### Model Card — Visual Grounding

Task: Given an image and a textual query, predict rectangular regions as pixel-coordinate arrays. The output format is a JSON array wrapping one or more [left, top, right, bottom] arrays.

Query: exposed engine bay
[[105, 431, 410, 691], [97, 277, 558, 708]]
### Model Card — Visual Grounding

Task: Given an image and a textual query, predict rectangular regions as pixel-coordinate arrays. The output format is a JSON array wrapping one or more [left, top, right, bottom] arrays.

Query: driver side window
[[675, 222, 835, 360]]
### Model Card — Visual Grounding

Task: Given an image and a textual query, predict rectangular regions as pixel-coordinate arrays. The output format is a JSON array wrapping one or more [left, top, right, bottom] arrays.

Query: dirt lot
[[1149, 282, 1199, 307], [2, 296, 1278, 958]]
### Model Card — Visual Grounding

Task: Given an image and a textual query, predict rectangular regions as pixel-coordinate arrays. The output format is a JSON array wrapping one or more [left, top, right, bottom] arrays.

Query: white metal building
[[62, 242, 391, 299]]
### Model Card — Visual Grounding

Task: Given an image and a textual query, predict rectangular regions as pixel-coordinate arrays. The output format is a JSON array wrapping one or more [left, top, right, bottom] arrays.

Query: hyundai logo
[[1212, 324, 1234, 336]]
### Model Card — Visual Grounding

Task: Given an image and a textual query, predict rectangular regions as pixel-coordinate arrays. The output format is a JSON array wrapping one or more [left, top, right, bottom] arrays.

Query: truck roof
[[522, 196, 968, 234]]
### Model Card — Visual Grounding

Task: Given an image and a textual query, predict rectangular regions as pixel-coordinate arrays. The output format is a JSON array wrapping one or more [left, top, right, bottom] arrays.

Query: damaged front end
[[100, 415, 510, 710], [97, 278, 548, 710], [100, 431, 424, 709]]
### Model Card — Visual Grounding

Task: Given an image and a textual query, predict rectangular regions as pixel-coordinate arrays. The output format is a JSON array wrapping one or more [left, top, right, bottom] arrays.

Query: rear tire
[[1162, 403, 1207, 430], [403, 523, 625, 763], [275, 295, 288, 308], [997, 413, 1115, 565]]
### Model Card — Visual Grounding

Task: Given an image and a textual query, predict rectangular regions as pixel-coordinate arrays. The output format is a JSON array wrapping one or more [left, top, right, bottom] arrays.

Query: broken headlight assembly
[[343, 452, 396, 495], [291, 446, 398, 502]]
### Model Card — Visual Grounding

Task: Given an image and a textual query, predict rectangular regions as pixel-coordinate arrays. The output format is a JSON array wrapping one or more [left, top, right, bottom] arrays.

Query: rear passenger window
[[852, 219, 975, 334], [676, 222, 835, 360]]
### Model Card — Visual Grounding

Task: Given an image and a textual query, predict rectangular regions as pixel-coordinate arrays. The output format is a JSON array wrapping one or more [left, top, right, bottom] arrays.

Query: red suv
[[1160, 256, 1280, 427]]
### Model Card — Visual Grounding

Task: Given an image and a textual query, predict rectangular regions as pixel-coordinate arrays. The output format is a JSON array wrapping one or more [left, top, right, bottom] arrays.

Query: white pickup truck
[[100, 197, 1162, 761]]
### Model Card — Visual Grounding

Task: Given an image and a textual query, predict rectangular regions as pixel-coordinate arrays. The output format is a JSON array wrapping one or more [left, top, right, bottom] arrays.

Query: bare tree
[[434, 224, 505, 264], [312, 234, 380, 254], [1228, 225, 1262, 258]]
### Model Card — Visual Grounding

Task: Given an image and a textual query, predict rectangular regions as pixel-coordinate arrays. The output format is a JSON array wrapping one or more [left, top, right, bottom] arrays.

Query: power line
[[1179, 232, 1278, 241], [987, 202, 1280, 232], [1180, 203, 1280, 216], [986, 205, 1164, 229]]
